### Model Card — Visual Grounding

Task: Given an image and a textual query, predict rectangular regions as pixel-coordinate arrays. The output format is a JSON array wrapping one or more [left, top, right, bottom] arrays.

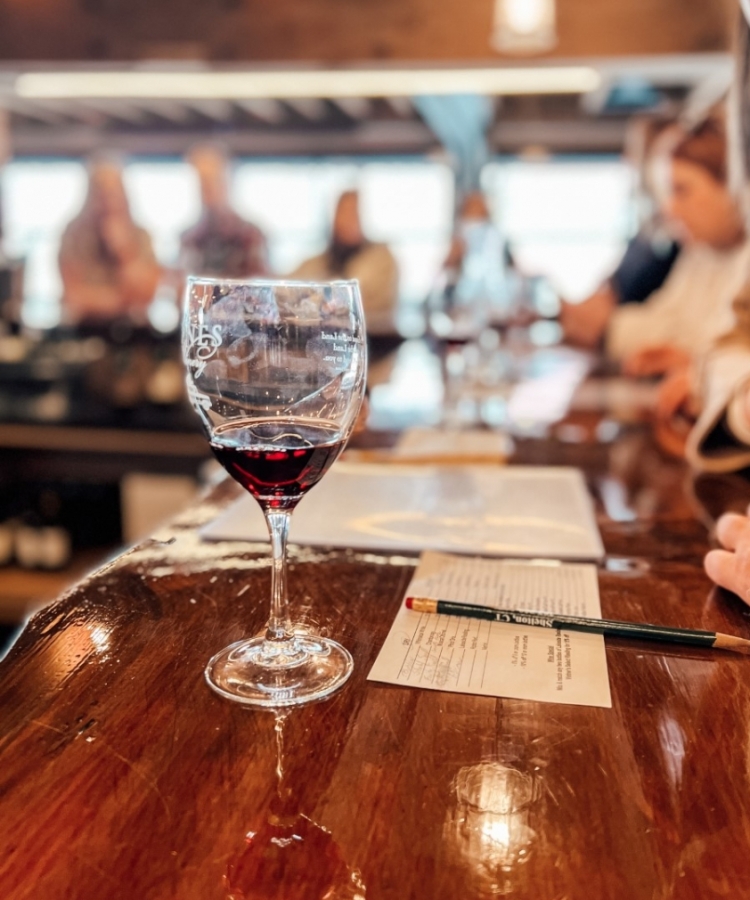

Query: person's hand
[[560, 286, 615, 348], [705, 508, 750, 605], [653, 367, 696, 458], [655, 367, 695, 421], [623, 344, 692, 377]]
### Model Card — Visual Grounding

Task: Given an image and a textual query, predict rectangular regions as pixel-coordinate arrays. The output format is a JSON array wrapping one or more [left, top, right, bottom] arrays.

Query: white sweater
[[607, 240, 750, 361], [686, 343, 750, 472]]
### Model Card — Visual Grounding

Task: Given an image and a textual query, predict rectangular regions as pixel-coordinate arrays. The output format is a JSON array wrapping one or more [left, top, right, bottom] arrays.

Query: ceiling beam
[[284, 98, 328, 121], [141, 100, 194, 124], [78, 99, 149, 125], [333, 97, 372, 120], [9, 120, 436, 158], [236, 98, 286, 124], [185, 99, 235, 122], [491, 117, 628, 152]]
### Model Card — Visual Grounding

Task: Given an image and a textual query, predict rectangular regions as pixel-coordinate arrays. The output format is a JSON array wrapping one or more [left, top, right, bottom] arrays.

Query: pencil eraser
[[405, 597, 413, 609]]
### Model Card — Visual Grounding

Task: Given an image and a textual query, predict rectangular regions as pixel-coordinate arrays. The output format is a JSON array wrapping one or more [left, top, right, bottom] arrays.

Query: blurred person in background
[[290, 190, 399, 338], [429, 189, 512, 339], [180, 144, 268, 279], [659, 0, 750, 603], [653, 18, 750, 475], [442, 190, 497, 270], [563, 116, 749, 376], [615, 113, 683, 307], [561, 114, 683, 347], [59, 157, 160, 326], [654, 278, 750, 466]]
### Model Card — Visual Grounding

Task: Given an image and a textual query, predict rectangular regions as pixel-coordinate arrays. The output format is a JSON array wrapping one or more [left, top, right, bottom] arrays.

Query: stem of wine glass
[[264, 509, 293, 644]]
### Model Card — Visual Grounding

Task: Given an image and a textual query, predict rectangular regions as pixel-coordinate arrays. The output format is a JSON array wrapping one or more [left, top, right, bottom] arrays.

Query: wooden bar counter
[[1, 413, 750, 899]]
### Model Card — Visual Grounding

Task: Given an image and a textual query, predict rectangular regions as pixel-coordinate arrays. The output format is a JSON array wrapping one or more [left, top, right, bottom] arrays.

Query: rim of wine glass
[[185, 275, 361, 289]]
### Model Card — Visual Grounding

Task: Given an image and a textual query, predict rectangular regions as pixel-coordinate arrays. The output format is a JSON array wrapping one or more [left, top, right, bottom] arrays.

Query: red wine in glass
[[211, 418, 345, 512]]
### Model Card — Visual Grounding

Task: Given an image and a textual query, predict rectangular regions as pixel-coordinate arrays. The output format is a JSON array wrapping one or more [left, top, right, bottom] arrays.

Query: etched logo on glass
[[185, 321, 222, 377]]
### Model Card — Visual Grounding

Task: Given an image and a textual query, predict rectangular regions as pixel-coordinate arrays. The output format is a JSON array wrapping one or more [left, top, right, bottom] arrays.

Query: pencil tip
[[713, 633, 750, 655]]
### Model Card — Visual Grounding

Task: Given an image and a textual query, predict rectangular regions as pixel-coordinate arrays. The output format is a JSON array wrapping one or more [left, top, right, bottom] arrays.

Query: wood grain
[[0, 0, 735, 62], [1, 419, 750, 898]]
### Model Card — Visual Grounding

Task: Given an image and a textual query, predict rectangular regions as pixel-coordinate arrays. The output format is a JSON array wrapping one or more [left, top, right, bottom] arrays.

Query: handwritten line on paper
[[368, 551, 612, 709]]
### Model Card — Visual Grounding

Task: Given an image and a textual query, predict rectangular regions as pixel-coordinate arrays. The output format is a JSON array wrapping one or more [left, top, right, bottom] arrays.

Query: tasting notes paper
[[368, 552, 612, 708]]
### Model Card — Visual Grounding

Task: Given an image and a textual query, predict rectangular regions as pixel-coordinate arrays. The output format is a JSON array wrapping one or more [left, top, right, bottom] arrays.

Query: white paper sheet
[[368, 551, 612, 708], [392, 427, 513, 463], [201, 463, 604, 561]]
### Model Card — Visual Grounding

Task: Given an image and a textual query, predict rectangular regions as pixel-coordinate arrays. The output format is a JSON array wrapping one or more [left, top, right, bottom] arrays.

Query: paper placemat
[[201, 463, 605, 561]]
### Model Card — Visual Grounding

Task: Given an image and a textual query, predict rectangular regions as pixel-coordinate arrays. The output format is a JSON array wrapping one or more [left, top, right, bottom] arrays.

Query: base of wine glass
[[205, 634, 354, 708]]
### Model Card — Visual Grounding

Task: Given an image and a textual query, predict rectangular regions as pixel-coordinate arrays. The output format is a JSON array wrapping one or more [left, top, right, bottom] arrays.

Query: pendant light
[[492, 0, 557, 54]]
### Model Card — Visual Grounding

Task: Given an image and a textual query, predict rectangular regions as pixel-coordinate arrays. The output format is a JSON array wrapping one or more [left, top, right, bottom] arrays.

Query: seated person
[[180, 144, 268, 279], [608, 232, 680, 308], [442, 190, 498, 269], [562, 115, 682, 347], [703, 0, 750, 602], [59, 157, 160, 325], [654, 282, 750, 468], [563, 116, 750, 377], [290, 190, 399, 337], [430, 189, 513, 336]]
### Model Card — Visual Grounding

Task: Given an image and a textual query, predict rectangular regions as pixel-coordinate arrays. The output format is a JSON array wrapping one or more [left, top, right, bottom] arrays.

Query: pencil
[[405, 596, 750, 655]]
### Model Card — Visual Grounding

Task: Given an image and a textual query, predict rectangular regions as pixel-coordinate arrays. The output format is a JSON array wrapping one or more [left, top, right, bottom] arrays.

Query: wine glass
[[428, 266, 489, 428], [183, 277, 367, 707]]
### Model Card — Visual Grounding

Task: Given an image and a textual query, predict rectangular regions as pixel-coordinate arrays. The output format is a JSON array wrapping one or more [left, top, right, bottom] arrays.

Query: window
[[483, 157, 634, 301], [232, 158, 454, 311], [1, 153, 632, 329], [2, 156, 454, 329], [1, 160, 87, 329]]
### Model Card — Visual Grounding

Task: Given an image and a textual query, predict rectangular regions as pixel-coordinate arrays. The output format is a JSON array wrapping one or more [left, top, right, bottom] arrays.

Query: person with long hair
[[561, 114, 682, 347], [566, 116, 750, 376], [704, 3, 750, 600], [290, 190, 399, 338], [180, 144, 268, 279], [59, 157, 160, 325]]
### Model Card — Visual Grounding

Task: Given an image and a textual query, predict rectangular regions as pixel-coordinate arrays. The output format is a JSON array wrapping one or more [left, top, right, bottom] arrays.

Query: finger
[[626, 348, 661, 377], [715, 513, 750, 551], [705, 549, 750, 604], [622, 355, 644, 377], [653, 419, 688, 458], [655, 382, 683, 420], [635, 356, 663, 377]]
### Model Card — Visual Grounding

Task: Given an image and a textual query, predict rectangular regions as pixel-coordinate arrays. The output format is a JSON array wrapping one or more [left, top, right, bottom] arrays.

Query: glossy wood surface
[[2, 401, 750, 898]]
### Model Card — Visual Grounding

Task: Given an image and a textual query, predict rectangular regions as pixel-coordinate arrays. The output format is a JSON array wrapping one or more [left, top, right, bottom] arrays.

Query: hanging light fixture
[[491, 0, 557, 55]]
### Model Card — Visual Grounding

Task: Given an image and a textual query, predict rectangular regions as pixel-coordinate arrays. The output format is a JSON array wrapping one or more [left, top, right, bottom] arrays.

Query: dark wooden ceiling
[[0, 0, 737, 159], [0, 0, 736, 63]]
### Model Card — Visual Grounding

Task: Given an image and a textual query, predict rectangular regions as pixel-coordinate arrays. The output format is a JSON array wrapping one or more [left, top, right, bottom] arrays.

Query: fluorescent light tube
[[15, 66, 601, 100]]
